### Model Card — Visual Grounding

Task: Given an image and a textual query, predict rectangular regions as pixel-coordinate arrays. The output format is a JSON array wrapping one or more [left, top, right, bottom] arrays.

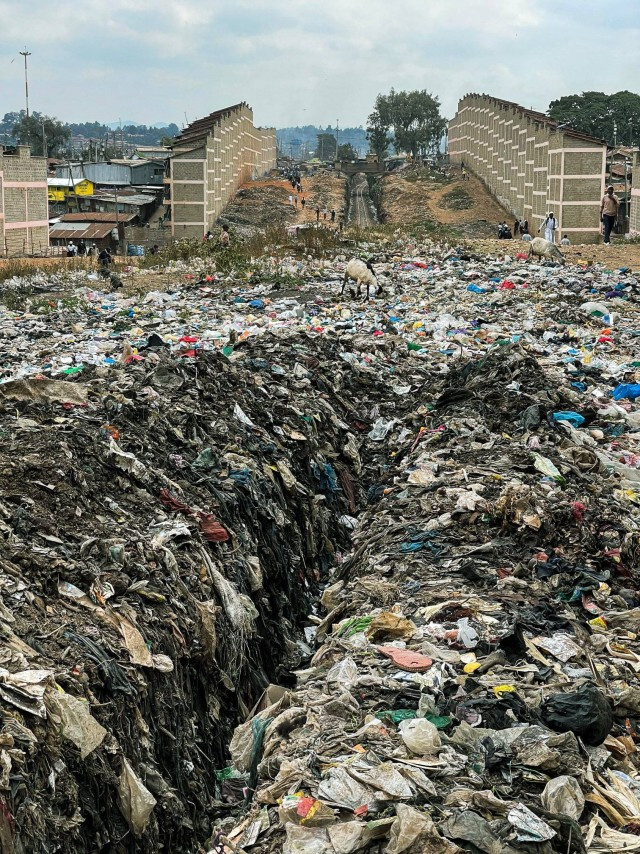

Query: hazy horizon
[[1, 0, 638, 130]]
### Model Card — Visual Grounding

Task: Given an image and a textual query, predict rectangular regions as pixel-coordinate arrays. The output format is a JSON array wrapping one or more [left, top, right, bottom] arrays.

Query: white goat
[[341, 258, 379, 300], [527, 237, 565, 265]]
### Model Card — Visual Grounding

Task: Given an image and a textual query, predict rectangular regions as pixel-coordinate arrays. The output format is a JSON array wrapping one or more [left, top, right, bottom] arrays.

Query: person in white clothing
[[539, 212, 558, 243]]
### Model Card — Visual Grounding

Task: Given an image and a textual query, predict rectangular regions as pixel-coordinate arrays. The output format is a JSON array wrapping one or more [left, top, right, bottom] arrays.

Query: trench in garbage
[[0, 333, 412, 852]]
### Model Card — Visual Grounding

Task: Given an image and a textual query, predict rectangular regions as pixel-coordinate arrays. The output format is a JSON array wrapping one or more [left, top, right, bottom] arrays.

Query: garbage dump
[[1, 238, 640, 853]]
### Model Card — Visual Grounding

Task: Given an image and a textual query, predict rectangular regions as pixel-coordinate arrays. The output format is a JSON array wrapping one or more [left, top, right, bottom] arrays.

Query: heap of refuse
[[1, 239, 640, 853]]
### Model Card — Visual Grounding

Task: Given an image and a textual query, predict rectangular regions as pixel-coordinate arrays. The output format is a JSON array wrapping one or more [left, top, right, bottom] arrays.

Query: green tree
[[548, 91, 640, 146], [12, 111, 71, 156], [370, 89, 446, 159], [316, 132, 337, 160], [337, 142, 358, 161], [366, 109, 391, 161]]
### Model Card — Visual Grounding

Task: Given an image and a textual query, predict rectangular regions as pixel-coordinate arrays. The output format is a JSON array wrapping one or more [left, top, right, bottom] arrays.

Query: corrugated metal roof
[[48, 177, 86, 187], [60, 212, 136, 223], [79, 193, 158, 206], [50, 223, 116, 239]]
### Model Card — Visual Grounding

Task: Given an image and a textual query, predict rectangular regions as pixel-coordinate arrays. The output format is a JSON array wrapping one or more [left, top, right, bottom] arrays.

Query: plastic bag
[[46, 690, 107, 759], [507, 803, 556, 842], [283, 825, 332, 854], [612, 383, 640, 401], [398, 718, 441, 754], [541, 775, 585, 820], [541, 683, 612, 746], [385, 804, 456, 854], [117, 757, 157, 835], [552, 411, 585, 427], [326, 657, 358, 687], [532, 453, 565, 484]]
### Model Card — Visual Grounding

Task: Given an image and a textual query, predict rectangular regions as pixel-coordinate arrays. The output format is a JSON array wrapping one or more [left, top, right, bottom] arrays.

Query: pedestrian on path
[[331, 209, 336, 223], [301, 198, 306, 209], [316, 208, 320, 222], [294, 195, 298, 207], [600, 185, 619, 245]]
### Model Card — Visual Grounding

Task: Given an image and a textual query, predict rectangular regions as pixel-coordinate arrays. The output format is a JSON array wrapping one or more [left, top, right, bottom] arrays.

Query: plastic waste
[[532, 453, 565, 484], [117, 757, 157, 836], [541, 775, 585, 820], [541, 683, 613, 745], [398, 718, 441, 754], [507, 803, 556, 842], [611, 383, 640, 401], [552, 411, 585, 427]]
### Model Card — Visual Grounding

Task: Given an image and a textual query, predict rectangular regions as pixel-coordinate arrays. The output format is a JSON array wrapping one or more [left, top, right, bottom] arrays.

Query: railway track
[[348, 173, 377, 227]]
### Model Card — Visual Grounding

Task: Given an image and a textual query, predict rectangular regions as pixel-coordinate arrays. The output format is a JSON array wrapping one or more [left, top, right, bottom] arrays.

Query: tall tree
[[12, 111, 71, 157], [366, 109, 391, 161], [316, 132, 337, 160], [368, 89, 446, 159], [548, 91, 640, 146], [337, 142, 358, 161]]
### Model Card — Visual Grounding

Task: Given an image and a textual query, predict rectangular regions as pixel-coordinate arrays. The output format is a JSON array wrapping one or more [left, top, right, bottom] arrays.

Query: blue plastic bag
[[553, 411, 585, 427], [611, 384, 640, 401]]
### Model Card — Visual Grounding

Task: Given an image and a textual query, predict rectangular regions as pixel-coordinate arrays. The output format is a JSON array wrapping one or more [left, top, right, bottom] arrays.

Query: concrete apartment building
[[449, 94, 608, 243], [0, 145, 49, 257], [167, 103, 276, 239], [631, 152, 640, 236]]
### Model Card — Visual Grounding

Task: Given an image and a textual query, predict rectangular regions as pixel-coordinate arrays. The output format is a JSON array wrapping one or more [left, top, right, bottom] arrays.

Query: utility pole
[[19, 48, 31, 117], [336, 119, 339, 159], [41, 117, 47, 159]]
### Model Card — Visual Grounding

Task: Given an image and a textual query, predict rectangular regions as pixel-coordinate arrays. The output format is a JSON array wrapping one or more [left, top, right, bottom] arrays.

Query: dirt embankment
[[379, 166, 511, 237], [222, 173, 347, 235]]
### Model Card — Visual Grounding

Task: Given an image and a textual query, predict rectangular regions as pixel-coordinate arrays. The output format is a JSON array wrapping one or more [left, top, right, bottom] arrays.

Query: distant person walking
[[600, 185, 619, 245], [316, 207, 320, 222], [301, 198, 306, 209], [331, 209, 336, 223], [513, 219, 519, 237], [66, 241, 76, 257], [294, 195, 298, 207], [521, 220, 529, 236]]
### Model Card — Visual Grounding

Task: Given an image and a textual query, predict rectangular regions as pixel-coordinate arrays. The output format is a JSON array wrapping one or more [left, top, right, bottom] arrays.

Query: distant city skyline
[[1, 0, 637, 130]]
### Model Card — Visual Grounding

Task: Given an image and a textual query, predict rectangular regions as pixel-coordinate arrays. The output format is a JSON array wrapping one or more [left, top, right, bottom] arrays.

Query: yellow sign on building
[[48, 179, 94, 202]]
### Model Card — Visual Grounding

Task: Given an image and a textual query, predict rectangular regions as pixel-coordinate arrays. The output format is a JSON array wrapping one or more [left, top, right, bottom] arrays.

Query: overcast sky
[[1, 0, 638, 130]]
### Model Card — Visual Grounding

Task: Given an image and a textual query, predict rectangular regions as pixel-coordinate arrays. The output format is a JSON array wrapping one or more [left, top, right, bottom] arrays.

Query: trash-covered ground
[[1, 236, 640, 853]]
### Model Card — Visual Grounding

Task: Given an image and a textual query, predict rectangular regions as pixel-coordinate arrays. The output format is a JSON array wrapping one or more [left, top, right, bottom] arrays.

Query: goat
[[527, 237, 565, 265], [341, 258, 379, 300]]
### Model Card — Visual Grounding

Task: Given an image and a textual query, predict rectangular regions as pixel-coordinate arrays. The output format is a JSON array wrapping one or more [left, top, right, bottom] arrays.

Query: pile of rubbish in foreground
[[1, 240, 640, 853]]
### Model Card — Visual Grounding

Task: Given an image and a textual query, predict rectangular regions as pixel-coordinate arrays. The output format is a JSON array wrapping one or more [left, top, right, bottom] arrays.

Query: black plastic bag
[[541, 683, 612, 745]]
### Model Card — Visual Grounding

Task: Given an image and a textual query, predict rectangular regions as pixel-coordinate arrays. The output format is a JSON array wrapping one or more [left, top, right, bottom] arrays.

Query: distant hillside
[[277, 125, 368, 157]]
